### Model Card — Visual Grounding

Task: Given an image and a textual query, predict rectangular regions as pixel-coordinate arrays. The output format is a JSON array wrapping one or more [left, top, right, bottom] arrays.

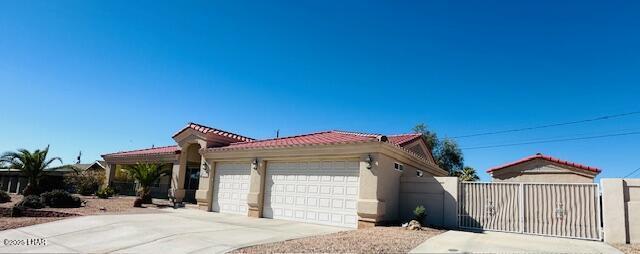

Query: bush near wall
[[64, 171, 105, 195]]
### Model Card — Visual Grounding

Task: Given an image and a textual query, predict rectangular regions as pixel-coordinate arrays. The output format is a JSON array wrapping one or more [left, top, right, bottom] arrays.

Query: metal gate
[[458, 182, 601, 240]]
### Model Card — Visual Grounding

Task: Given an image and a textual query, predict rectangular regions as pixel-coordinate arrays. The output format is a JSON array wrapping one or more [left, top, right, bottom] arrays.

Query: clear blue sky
[[1, 1, 639, 181]]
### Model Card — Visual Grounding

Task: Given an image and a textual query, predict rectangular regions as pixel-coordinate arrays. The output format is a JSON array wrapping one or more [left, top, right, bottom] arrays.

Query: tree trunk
[[139, 187, 152, 204], [22, 178, 40, 196]]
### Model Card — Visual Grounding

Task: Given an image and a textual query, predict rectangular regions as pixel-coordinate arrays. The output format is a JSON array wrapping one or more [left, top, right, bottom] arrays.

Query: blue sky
[[1, 1, 639, 181]]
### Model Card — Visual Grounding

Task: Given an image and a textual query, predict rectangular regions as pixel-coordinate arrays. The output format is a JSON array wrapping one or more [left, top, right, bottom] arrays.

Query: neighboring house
[[487, 153, 601, 183], [73, 161, 107, 172], [102, 122, 447, 228], [0, 160, 107, 193]]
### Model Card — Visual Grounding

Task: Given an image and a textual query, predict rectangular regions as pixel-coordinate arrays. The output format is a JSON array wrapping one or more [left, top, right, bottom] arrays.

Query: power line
[[462, 131, 640, 150], [453, 111, 640, 139], [624, 167, 640, 178]]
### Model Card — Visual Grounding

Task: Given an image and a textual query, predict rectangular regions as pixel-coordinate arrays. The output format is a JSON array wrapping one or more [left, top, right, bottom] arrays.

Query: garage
[[212, 162, 251, 215], [263, 160, 360, 228]]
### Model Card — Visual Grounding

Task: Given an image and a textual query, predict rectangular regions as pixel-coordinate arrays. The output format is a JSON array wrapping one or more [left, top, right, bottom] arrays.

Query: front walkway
[[0, 209, 348, 253], [410, 230, 622, 254]]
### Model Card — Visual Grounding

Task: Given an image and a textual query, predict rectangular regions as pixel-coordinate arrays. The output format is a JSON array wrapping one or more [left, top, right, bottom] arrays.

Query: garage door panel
[[212, 163, 250, 215], [264, 160, 359, 228]]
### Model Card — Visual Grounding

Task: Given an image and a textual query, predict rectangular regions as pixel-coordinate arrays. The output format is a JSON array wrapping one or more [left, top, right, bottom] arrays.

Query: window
[[394, 162, 404, 171], [416, 170, 424, 177]]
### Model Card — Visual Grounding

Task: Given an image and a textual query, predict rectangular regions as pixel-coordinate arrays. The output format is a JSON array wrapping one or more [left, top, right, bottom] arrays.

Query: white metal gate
[[458, 182, 601, 240]]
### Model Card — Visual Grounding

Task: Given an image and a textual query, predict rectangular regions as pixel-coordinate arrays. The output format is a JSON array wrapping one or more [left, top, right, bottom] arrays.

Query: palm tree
[[0, 146, 74, 195], [456, 166, 480, 182], [121, 163, 170, 204]]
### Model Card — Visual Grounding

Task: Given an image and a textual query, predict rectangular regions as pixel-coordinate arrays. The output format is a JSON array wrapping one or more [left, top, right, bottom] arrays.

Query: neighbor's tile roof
[[173, 122, 254, 142], [102, 145, 180, 158], [487, 153, 601, 173], [387, 133, 423, 146]]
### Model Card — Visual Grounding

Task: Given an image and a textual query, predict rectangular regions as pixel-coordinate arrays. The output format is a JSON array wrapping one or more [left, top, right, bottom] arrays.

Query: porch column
[[195, 158, 214, 209], [357, 153, 386, 228], [247, 159, 266, 218], [104, 163, 117, 188], [171, 152, 188, 202]]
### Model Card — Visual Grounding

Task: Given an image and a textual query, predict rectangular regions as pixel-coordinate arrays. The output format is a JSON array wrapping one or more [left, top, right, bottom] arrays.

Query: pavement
[[410, 230, 623, 254], [0, 209, 348, 253]]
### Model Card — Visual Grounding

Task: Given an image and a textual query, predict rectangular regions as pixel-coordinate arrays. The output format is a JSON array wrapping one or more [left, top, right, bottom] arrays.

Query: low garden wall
[[399, 176, 458, 228], [602, 178, 640, 244]]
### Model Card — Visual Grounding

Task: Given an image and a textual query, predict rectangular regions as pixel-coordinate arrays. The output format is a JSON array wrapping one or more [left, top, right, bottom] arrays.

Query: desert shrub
[[64, 170, 105, 195], [413, 205, 426, 222], [16, 195, 44, 209], [0, 190, 11, 203], [133, 197, 143, 207], [96, 187, 116, 199], [40, 190, 82, 208]]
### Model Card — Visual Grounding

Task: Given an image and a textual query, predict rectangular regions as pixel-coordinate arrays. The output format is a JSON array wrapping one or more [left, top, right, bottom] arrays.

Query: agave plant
[[121, 163, 170, 204], [0, 146, 74, 195]]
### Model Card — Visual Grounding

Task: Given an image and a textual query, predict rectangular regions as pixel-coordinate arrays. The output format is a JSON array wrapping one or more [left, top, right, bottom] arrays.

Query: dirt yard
[[614, 244, 640, 254], [0, 194, 169, 231], [232, 226, 445, 254]]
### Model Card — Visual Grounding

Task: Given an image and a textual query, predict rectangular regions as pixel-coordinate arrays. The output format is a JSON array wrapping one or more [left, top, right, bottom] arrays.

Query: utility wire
[[453, 111, 640, 139], [623, 167, 640, 178], [462, 131, 640, 150]]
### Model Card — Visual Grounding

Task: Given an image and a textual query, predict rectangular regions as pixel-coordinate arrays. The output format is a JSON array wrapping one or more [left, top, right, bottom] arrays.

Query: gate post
[[519, 183, 525, 233]]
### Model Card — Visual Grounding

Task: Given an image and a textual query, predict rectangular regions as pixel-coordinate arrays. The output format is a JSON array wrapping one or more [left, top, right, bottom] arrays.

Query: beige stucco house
[[102, 122, 447, 228], [487, 153, 601, 183]]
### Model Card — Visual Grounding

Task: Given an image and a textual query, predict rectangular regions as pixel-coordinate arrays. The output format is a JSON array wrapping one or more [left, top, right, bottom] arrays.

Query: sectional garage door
[[212, 162, 251, 215], [263, 161, 360, 228]]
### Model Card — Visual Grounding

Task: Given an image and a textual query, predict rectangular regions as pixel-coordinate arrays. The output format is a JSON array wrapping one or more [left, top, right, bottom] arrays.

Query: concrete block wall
[[602, 178, 640, 244]]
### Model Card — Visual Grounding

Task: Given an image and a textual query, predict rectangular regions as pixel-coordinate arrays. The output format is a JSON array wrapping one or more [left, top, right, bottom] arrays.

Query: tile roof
[[487, 153, 601, 173], [173, 122, 254, 142], [102, 145, 180, 158], [223, 131, 382, 149], [214, 131, 421, 150], [387, 133, 423, 146]]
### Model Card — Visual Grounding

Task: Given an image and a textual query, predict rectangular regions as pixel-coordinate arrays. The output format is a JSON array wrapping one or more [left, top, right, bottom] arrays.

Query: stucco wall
[[399, 176, 458, 228], [374, 153, 402, 222], [492, 160, 594, 183], [602, 178, 640, 244]]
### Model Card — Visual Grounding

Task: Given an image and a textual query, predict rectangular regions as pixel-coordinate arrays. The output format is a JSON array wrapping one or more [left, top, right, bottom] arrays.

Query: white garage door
[[212, 162, 251, 215], [263, 161, 360, 228]]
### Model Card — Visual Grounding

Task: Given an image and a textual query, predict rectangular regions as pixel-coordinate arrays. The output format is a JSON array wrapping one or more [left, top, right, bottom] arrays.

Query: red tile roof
[[223, 131, 383, 149], [487, 153, 601, 173], [387, 133, 423, 146], [172, 122, 254, 142], [209, 130, 422, 150], [102, 145, 180, 158]]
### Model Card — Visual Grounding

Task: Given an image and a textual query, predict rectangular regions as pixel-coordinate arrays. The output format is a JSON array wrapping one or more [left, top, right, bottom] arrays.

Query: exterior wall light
[[365, 154, 373, 169], [251, 158, 259, 170], [201, 161, 210, 177]]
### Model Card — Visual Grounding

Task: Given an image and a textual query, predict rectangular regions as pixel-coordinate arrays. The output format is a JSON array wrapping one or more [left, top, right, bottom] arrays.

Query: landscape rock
[[407, 220, 422, 230]]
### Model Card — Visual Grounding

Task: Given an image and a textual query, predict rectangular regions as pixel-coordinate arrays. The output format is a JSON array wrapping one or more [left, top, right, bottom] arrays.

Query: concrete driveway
[[410, 230, 622, 254], [0, 209, 348, 253]]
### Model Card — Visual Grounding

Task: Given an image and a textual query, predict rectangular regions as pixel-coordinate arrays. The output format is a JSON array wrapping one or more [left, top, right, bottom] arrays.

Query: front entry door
[[183, 165, 200, 203]]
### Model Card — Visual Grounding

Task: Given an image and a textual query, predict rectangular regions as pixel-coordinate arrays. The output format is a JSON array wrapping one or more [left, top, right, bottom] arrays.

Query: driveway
[[410, 230, 622, 254], [0, 209, 348, 253]]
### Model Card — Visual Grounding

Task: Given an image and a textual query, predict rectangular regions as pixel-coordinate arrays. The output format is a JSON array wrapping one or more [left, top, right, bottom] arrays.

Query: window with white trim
[[394, 162, 404, 171]]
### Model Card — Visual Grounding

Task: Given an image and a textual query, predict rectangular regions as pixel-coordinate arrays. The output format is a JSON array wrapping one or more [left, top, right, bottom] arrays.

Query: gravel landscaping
[[232, 226, 445, 254], [0, 194, 169, 230], [614, 244, 640, 254]]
